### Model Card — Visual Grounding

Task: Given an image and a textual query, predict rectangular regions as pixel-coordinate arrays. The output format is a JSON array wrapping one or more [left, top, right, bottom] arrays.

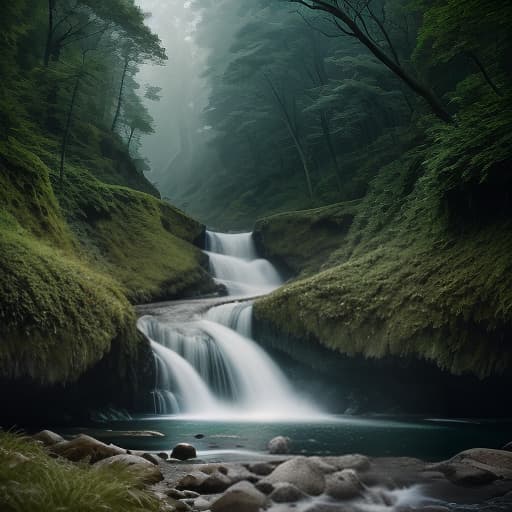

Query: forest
[[1, 1, 512, 512]]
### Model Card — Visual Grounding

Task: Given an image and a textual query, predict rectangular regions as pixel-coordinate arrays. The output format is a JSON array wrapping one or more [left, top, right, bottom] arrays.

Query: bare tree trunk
[[44, 0, 55, 66], [127, 126, 136, 149], [60, 73, 80, 183], [291, 0, 453, 123], [111, 56, 129, 132], [468, 51, 502, 96], [266, 76, 314, 199]]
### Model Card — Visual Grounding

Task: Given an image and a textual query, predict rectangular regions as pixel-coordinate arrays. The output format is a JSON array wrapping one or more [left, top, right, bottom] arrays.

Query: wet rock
[[323, 454, 371, 472], [183, 490, 200, 499], [268, 436, 290, 454], [50, 434, 125, 463], [270, 482, 308, 503], [166, 497, 191, 511], [158, 452, 169, 460], [263, 456, 325, 495], [33, 430, 64, 446], [248, 462, 274, 476], [171, 443, 197, 461], [325, 469, 365, 500], [141, 452, 161, 465], [167, 489, 187, 500], [211, 481, 267, 512], [430, 448, 512, 485], [227, 465, 259, 483], [195, 434, 205, 439], [193, 497, 212, 511], [94, 454, 163, 484], [177, 471, 209, 490], [255, 481, 275, 495], [198, 471, 232, 493]]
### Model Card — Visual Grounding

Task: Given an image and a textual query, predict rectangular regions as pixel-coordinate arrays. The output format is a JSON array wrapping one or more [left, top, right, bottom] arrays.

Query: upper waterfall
[[205, 231, 282, 295]]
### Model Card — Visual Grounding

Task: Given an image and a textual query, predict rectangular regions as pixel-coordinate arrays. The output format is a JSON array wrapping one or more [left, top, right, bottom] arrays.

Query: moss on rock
[[255, 92, 512, 379]]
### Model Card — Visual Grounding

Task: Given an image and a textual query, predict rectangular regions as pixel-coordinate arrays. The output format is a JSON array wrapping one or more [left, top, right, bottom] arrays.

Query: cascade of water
[[143, 231, 319, 419], [205, 231, 282, 295]]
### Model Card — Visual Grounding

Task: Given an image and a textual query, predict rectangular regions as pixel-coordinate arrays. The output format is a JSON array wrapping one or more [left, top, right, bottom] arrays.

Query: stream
[[64, 232, 512, 463]]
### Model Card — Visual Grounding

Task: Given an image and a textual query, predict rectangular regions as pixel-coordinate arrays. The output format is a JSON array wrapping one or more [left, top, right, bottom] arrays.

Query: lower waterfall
[[139, 231, 319, 419]]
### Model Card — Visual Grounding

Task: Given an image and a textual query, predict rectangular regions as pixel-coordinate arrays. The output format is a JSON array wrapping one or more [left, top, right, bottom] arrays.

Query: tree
[[288, 0, 453, 123]]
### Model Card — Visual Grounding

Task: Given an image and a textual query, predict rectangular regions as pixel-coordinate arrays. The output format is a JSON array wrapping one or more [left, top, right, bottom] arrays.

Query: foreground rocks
[[31, 431, 512, 512]]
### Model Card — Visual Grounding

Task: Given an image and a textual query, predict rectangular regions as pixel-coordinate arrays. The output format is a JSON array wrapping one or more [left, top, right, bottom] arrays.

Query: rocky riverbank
[[4, 430, 512, 512]]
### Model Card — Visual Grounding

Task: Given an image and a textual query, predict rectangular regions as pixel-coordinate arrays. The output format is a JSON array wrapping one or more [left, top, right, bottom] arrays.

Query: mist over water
[[139, 231, 320, 421]]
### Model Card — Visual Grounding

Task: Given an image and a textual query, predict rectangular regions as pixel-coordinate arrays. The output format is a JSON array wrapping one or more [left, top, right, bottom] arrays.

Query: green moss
[[255, 91, 512, 379], [0, 432, 160, 512], [0, 215, 137, 385], [254, 200, 360, 276]]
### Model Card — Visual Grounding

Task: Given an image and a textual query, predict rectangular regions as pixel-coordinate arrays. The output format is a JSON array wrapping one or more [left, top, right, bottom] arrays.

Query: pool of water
[[57, 414, 512, 462]]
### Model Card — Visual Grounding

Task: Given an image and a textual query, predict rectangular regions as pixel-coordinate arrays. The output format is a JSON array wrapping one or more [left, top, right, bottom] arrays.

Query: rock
[[198, 471, 233, 493], [193, 497, 212, 511], [226, 465, 259, 483], [171, 443, 197, 461], [94, 454, 163, 484], [430, 448, 512, 485], [141, 452, 161, 465], [195, 434, 205, 439], [268, 436, 290, 454], [50, 434, 125, 463], [247, 462, 274, 476], [502, 442, 512, 452], [167, 489, 187, 500], [183, 490, 201, 499], [325, 469, 365, 500], [255, 481, 274, 495], [33, 430, 64, 446], [158, 452, 169, 460], [323, 454, 371, 472], [269, 482, 308, 503], [177, 471, 209, 490], [166, 497, 191, 511], [211, 481, 267, 512], [263, 456, 325, 496]]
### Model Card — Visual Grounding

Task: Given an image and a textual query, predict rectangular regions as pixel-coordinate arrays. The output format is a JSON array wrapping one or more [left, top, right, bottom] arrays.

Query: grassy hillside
[[254, 90, 512, 379], [0, 135, 213, 392]]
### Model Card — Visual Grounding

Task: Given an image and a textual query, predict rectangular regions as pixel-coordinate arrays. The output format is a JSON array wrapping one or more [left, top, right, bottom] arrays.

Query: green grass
[[0, 432, 160, 512]]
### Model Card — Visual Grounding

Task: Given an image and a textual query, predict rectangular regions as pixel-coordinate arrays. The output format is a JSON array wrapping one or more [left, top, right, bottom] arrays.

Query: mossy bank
[[254, 90, 512, 383], [0, 135, 214, 423]]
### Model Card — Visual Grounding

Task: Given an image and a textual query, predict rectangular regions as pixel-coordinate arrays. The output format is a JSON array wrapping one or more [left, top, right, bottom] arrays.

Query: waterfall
[[141, 231, 319, 419]]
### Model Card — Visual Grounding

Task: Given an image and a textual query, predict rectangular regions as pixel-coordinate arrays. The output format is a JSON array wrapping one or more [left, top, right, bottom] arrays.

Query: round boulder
[[33, 430, 64, 446], [268, 436, 290, 454], [94, 454, 163, 484], [211, 481, 267, 512], [325, 469, 365, 500], [270, 482, 308, 503], [171, 443, 197, 461]]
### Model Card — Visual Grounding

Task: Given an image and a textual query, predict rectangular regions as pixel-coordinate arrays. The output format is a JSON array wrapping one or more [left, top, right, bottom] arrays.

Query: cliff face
[[0, 136, 214, 421], [254, 92, 512, 381]]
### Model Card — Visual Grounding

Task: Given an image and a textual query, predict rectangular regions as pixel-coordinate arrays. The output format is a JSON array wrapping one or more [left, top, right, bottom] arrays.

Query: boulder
[[158, 452, 169, 460], [198, 471, 232, 493], [50, 434, 125, 463], [269, 482, 308, 503], [211, 481, 267, 512], [268, 436, 290, 454], [263, 456, 325, 496], [247, 462, 274, 476], [255, 481, 275, 495], [430, 448, 512, 485], [323, 454, 371, 472], [171, 443, 197, 461], [177, 471, 209, 490], [325, 469, 365, 500], [33, 430, 64, 446], [94, 454, 163, 484]]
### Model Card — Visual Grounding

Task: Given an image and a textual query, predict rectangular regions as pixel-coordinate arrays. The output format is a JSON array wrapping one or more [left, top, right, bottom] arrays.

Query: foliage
[[0, 432, 160, 512]]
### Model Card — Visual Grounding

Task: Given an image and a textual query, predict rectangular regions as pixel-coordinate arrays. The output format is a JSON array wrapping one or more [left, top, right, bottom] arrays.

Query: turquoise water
[[59, 415, 512, 462]]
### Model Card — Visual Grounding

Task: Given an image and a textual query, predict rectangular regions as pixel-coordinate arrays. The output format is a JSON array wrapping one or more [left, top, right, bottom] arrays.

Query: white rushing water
[[139, 231, 320, 420]]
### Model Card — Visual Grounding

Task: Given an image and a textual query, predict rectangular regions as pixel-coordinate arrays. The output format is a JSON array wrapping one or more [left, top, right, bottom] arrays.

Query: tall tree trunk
[[319, 112, 343, 193], [44, 0, 55, 66], [292, 0, 453, 123], [60, 74, 80, 183], [468, 51, 502, 97], [127, 126, 135, 149], [111, 56, 129, 132], [266, 76, 314, 199]]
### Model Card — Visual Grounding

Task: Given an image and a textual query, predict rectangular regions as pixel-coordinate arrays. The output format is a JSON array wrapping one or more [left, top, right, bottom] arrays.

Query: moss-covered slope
[[255, 91, 512, 379], [0, 136, 212, 391]]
